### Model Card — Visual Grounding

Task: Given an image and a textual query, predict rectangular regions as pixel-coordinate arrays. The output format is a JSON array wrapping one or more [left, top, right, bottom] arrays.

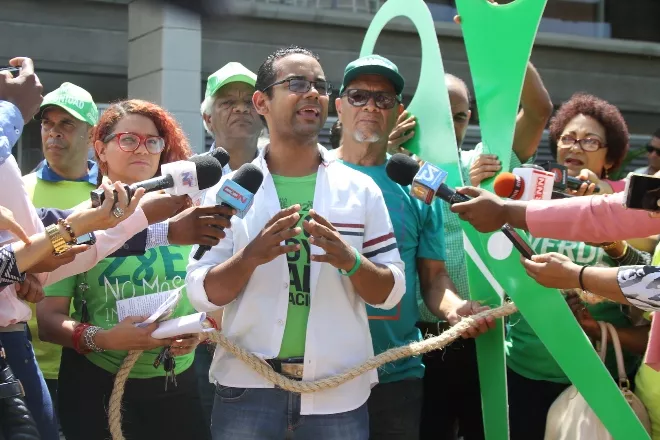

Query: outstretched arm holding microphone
[[450, 187, 660, 242], [0, 182, 144, 285]]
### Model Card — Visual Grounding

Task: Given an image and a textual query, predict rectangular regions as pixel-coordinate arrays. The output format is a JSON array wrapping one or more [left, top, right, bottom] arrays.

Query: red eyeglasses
[[103, 132, 165, 154]]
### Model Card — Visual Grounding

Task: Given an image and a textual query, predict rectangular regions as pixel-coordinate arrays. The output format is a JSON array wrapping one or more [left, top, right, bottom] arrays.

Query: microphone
[[210, 148, 231, 169], [387, 154, 470, 205], [540, 162, 600, 193], [192, 163, 264, 260], [386, 154, 536, 258], [194, 147, 230, 169], [189, 148, 231, 206], [90, 155, 223, 208], [493, 173, 574, 200]]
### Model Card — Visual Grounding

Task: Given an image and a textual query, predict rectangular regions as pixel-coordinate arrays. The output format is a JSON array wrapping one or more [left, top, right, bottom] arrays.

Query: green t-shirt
[[272, 173, 316, 359], [44, 245, 196, 378], [506, 237, 642, 383], [336, 157, 446, 383], [23, 172, 96, 380]]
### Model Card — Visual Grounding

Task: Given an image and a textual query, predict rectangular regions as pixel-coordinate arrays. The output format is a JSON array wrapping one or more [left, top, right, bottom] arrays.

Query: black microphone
[[386, 154, 535, 258], [90, 155, 223, 208], [194, 147, 230, 169], [386, 154, 470, 205], [192, 163, 264, 260], [210, 147, 230, 169], [540, 162, 600, 193]]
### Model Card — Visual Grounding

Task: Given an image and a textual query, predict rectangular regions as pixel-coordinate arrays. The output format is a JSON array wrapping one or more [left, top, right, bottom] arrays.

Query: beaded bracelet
[[83, 326, 105, 353], [57, 219, 76, 244], [72, 323, 92, 354]]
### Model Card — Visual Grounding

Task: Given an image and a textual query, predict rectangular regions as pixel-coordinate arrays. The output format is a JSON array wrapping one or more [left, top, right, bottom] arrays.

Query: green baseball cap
[[35, 82, 98, 126], [204, 62, 257, 99], [340, 55, 405, 100]]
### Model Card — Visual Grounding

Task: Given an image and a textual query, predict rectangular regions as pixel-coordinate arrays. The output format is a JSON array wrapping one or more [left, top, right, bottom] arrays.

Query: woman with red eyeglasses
[[38, 100, 210, 440]]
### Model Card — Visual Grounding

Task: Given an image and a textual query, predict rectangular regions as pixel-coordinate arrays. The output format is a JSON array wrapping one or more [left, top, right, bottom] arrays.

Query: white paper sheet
[[115, 287, 183, 325], [151, 312, 214, 339]]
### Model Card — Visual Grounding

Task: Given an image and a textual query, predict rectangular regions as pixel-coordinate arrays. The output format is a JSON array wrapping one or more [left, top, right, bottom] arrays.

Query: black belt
[[266, 357, 304, 381], [416, 321, 451, 337]]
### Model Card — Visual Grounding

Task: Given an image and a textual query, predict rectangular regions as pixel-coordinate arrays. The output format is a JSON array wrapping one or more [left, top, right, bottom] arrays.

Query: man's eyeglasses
[[341, 89, 399, 110], [261, 78, 332, 96], [557, 135, 604, 153], [646, 145, 660, 155], [103, 132, 166, 154]]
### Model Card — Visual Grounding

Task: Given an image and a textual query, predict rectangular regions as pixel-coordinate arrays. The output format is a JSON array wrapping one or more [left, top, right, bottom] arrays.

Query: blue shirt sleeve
[[36, 208, 74, 227], [0, 101, 23, 167], [418, 199, 447, 261]]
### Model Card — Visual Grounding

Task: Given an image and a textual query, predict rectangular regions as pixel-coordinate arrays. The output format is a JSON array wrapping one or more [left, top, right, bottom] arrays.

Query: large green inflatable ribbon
[[361, 1, 649, 439]]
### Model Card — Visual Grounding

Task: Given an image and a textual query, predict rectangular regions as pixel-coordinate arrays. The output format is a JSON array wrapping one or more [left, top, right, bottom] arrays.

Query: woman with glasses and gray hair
[[503, 93, 653, 439]]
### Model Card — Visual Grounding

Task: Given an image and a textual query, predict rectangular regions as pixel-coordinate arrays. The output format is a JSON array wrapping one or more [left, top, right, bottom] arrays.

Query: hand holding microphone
[[192, 163, 264, 260], [90, 154, 224, 208], [386, 154, 531, 252], [539, 162, 603, 196]]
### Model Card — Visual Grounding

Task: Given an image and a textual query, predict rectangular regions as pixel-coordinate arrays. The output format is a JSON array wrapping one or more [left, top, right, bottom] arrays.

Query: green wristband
[[339, 247, 362, 277]]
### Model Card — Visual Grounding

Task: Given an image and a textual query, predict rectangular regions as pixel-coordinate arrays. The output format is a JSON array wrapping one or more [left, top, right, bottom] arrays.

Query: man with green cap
[[198, 61, 263, 424], [21, 81, 99, 421], [200, 62, 263, 173], [329, 54, 495, 439], [24, 82, 99, 207]]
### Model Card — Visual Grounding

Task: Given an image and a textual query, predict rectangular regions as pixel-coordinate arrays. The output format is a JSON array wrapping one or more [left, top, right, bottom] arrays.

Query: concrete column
[[128, 0, 204, 153]]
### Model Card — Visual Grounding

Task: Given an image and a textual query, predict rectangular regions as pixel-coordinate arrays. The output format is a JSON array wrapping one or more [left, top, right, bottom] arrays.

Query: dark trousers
[[58, 347, 211, 440], [367, 378, 423, 440], [194, 343, 216, 427], [418, 335, 484, 440], [506, 368, 569, 440], [0, 329, 58, 440]]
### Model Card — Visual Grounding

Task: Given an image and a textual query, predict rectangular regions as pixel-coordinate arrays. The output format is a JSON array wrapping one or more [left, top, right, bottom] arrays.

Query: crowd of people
[[1, 13, 660, 440]]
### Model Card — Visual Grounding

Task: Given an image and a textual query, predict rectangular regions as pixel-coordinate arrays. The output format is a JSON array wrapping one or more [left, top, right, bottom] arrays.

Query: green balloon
[[361, 0, 650, 439]]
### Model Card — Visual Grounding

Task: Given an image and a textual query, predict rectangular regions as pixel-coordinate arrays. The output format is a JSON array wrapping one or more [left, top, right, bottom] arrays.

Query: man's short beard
[[353, 130, 381, 144]]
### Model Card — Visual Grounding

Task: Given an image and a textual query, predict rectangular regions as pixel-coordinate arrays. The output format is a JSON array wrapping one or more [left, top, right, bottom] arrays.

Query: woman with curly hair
[[548, 92, 630, 194], [505, 93, 651, 439], [38, 100, 211, 440]]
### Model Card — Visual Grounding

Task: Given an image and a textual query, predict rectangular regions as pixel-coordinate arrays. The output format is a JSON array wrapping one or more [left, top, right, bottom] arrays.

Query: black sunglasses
[[646, 145, 660, 155], [341, 89, 399, 110], [261, 78, 332, 96]]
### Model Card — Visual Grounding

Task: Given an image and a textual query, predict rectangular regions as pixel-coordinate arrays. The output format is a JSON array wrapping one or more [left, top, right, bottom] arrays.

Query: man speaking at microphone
[[186, 46, 405, 440], [328, 55, 495, 439]]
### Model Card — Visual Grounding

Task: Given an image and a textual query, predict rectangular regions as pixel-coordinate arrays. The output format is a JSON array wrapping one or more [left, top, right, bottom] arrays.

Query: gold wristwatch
[[45, 224, 70, 255]]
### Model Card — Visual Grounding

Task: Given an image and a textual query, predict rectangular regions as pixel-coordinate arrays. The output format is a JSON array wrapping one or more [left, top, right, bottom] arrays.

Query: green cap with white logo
[[204, 62, 257, 99], [340, 55, 405, 100], [35, 82, 98, 126]]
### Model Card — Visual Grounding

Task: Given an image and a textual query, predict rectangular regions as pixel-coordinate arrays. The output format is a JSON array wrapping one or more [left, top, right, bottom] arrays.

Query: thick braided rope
[[109, 302, 518, 439], [108, 350, 141, 440]]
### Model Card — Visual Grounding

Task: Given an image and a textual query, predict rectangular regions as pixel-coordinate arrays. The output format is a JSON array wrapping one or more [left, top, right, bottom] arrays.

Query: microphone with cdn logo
[[192, 163, 264, 260]]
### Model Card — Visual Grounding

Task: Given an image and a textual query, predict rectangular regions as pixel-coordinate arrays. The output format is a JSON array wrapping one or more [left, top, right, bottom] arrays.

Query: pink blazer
[[526, 192, 660, 242]]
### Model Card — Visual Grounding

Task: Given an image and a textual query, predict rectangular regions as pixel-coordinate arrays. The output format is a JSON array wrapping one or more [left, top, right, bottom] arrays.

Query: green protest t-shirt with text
[[506, 237, 642, 383], [272, 173, 316, 359], [44, 245, 196, 378]]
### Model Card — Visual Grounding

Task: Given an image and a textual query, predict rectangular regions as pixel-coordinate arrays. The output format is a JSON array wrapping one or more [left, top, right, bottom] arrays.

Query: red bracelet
[[206, 317, 219, 330], [72, 323, 92, 354]]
